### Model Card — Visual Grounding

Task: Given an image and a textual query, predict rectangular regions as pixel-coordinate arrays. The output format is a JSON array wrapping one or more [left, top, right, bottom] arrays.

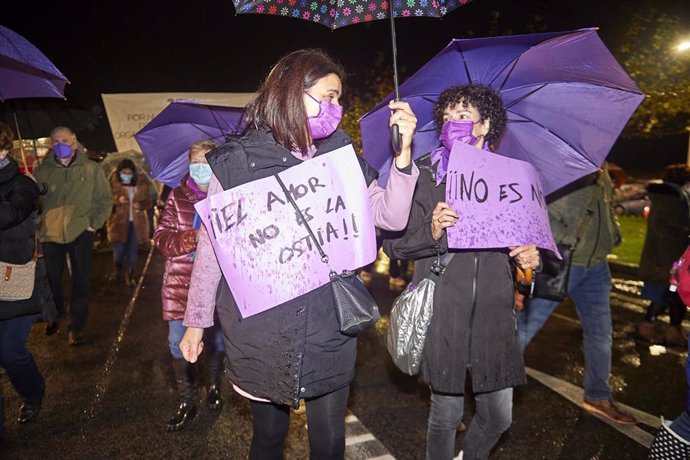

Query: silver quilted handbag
[[0, 258, 36, 301], [386, 252, 453, 375]]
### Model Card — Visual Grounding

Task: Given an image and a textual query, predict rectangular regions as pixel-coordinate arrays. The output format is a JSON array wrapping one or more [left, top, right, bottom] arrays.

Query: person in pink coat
[[153, 140, 224, 432]]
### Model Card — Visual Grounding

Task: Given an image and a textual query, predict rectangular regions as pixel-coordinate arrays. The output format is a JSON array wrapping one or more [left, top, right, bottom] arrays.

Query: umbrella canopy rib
[[505, 108, 598, 168]]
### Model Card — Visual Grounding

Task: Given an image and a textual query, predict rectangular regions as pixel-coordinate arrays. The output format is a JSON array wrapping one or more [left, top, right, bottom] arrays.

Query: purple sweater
[[184, 163, 419, 328]]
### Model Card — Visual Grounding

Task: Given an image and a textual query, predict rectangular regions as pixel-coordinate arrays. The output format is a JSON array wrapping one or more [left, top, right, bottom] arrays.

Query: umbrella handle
[[391, 123, 402, 153]]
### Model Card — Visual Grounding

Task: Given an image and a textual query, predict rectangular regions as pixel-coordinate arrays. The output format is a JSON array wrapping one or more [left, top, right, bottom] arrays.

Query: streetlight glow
[[678, 40, 690, 52]]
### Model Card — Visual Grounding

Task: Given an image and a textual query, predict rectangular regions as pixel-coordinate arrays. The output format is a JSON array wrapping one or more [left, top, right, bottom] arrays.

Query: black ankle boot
[[124, 268, 135, 287], [206, 352, 225, 412], [207, 385, 223, 413], [167, 359, 197, 432], [167, 401, 197, 432], [110, 263, 123, 283], [18, 401, 41, 424]]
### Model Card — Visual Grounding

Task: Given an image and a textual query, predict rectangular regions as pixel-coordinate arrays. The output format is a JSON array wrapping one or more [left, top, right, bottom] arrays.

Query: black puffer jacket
[[208, 128, 378, 407], [0, 158, 57, 322], [384, 155, 525, 394]]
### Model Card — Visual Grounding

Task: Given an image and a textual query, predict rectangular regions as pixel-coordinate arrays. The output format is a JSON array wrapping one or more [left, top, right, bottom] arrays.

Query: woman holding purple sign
[[384, 85, 540, 460], [179, 49, 419, 459]]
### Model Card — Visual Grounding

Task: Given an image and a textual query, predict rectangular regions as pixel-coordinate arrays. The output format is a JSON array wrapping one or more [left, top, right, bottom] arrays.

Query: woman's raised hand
[[389, 100, 417, 169], [179, 327, 205, 363], [431, 202, 459, 241]]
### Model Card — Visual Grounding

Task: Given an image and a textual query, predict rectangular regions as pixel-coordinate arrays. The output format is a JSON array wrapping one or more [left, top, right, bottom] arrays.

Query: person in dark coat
[[636, 164, 690, 347], [153, 140, 225, 432], [106, 159, 152, 287], [384, 85, 540, 460], [0, 123, 58, 441], [179, 49, 420, 459]]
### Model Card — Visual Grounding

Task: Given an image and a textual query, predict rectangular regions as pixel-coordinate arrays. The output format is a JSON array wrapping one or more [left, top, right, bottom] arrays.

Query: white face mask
[[189, 163, 212, 185]]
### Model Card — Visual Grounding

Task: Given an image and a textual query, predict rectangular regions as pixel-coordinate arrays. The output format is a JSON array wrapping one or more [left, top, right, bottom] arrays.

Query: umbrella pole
[[388, 1, 400, 101], [12, 109, 29, 172], [388, 0, 402, 152]]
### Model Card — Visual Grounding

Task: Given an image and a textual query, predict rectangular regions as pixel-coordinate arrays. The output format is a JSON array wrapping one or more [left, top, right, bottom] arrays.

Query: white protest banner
[[195, 145, 377, 317], [101, 92, 255, 152], [445, 141, 559, 255]]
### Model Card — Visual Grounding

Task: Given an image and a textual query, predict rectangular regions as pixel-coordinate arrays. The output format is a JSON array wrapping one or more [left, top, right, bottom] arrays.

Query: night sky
[[3, 0, 690, 174]]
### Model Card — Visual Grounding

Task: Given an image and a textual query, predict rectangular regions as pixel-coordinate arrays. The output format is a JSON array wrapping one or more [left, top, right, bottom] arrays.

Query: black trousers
[[249, 385, 350, 460], [43, 230, 95, 333]]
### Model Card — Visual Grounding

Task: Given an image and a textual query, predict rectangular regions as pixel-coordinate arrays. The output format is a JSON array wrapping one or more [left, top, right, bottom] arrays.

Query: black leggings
[[249, 385, 350, 460]]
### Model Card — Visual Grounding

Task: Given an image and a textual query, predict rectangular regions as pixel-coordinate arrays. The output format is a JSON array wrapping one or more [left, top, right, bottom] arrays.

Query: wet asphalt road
[[0, 248, 686, 459]]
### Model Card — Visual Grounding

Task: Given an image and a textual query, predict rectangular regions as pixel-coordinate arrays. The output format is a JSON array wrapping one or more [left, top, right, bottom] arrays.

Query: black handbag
[[532, 243, 573, 301], [275, 175, 379, 335]]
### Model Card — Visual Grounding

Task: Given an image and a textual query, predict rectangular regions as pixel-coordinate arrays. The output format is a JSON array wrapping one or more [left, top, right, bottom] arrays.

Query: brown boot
[[582, 399, 638, 425], [634, 321, 658, 343], [664, 325, 688, 348]]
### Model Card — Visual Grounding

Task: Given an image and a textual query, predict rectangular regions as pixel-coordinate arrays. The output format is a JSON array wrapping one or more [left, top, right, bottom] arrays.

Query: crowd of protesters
[[0, 47, 689, 459]]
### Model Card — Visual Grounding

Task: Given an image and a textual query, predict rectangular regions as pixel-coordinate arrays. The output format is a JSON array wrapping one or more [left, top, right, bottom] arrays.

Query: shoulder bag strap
[[571, 178, 603, 249], [274, 174, 330, 266]]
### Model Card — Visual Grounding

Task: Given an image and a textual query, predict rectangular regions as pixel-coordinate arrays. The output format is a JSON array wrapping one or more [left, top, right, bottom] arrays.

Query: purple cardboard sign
[[444, 141, 559, 256], [195, 146, 376, 318]]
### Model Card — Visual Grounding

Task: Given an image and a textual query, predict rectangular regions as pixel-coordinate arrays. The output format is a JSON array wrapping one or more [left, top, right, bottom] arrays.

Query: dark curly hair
[[432, 85, 506, 143], [0, 122, 15, 151]]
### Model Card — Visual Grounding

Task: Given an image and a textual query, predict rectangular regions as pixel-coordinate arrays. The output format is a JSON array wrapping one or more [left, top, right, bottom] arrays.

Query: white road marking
[[525, 366, 657, 448], [86, 244, 155, 419], [346, 433, 376, 446]]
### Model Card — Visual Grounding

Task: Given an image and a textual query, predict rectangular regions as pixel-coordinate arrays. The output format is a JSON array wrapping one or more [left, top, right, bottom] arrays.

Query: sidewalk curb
[[608, 260, 639, 277]]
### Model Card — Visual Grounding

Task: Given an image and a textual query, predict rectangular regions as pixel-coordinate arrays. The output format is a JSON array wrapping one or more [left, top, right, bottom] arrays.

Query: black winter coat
[[207, 128, 378, 407], [0, 159, 57, 322], [639, 182, 690, 286], [384, 155, 525, 394]]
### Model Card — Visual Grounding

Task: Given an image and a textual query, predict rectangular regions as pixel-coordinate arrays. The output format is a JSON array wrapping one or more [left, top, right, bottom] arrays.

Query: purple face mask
[[439, 119, 480, 150], [431, 119, 487, 186], [53, 142, 73, 159], [305, 93, 343, 140]]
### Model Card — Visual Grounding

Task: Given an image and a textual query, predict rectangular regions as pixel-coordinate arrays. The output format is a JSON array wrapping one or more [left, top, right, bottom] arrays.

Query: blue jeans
[[516, 260, 612, 401], [0, 314, 45, 405], [426, 388, 513, 460], [113, 222, 138, 270], [167, 320, 224, 360]]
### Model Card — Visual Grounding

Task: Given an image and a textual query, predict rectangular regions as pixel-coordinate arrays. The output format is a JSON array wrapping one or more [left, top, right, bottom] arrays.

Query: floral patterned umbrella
[[232, 0, 474, 150], [233, 0, 471, 29]]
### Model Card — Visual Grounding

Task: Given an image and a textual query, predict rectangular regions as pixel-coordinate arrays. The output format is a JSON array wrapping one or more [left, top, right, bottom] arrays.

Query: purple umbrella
[[134, 100, 244, 187], [0, 25, 68, 101], [359, 28, 645, 194]]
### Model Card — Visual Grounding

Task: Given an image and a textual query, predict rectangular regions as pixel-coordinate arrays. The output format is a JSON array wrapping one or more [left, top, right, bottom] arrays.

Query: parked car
[[612, 197, 650, 217]]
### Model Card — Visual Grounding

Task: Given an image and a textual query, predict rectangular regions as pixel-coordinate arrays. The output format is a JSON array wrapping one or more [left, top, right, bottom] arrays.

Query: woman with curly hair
[[385, 84, 540, 460]]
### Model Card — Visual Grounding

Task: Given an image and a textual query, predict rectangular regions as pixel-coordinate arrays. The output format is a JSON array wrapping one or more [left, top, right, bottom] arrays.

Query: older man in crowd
[[34, 127, 111, 346]]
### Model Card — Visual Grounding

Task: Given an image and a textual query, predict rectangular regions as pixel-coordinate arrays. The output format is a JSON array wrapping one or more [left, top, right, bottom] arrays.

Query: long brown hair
[[244, 49, 345, 155]]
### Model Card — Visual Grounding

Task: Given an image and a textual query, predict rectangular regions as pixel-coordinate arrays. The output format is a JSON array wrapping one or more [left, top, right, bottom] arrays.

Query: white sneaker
[[454, 451, 463, 460]]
